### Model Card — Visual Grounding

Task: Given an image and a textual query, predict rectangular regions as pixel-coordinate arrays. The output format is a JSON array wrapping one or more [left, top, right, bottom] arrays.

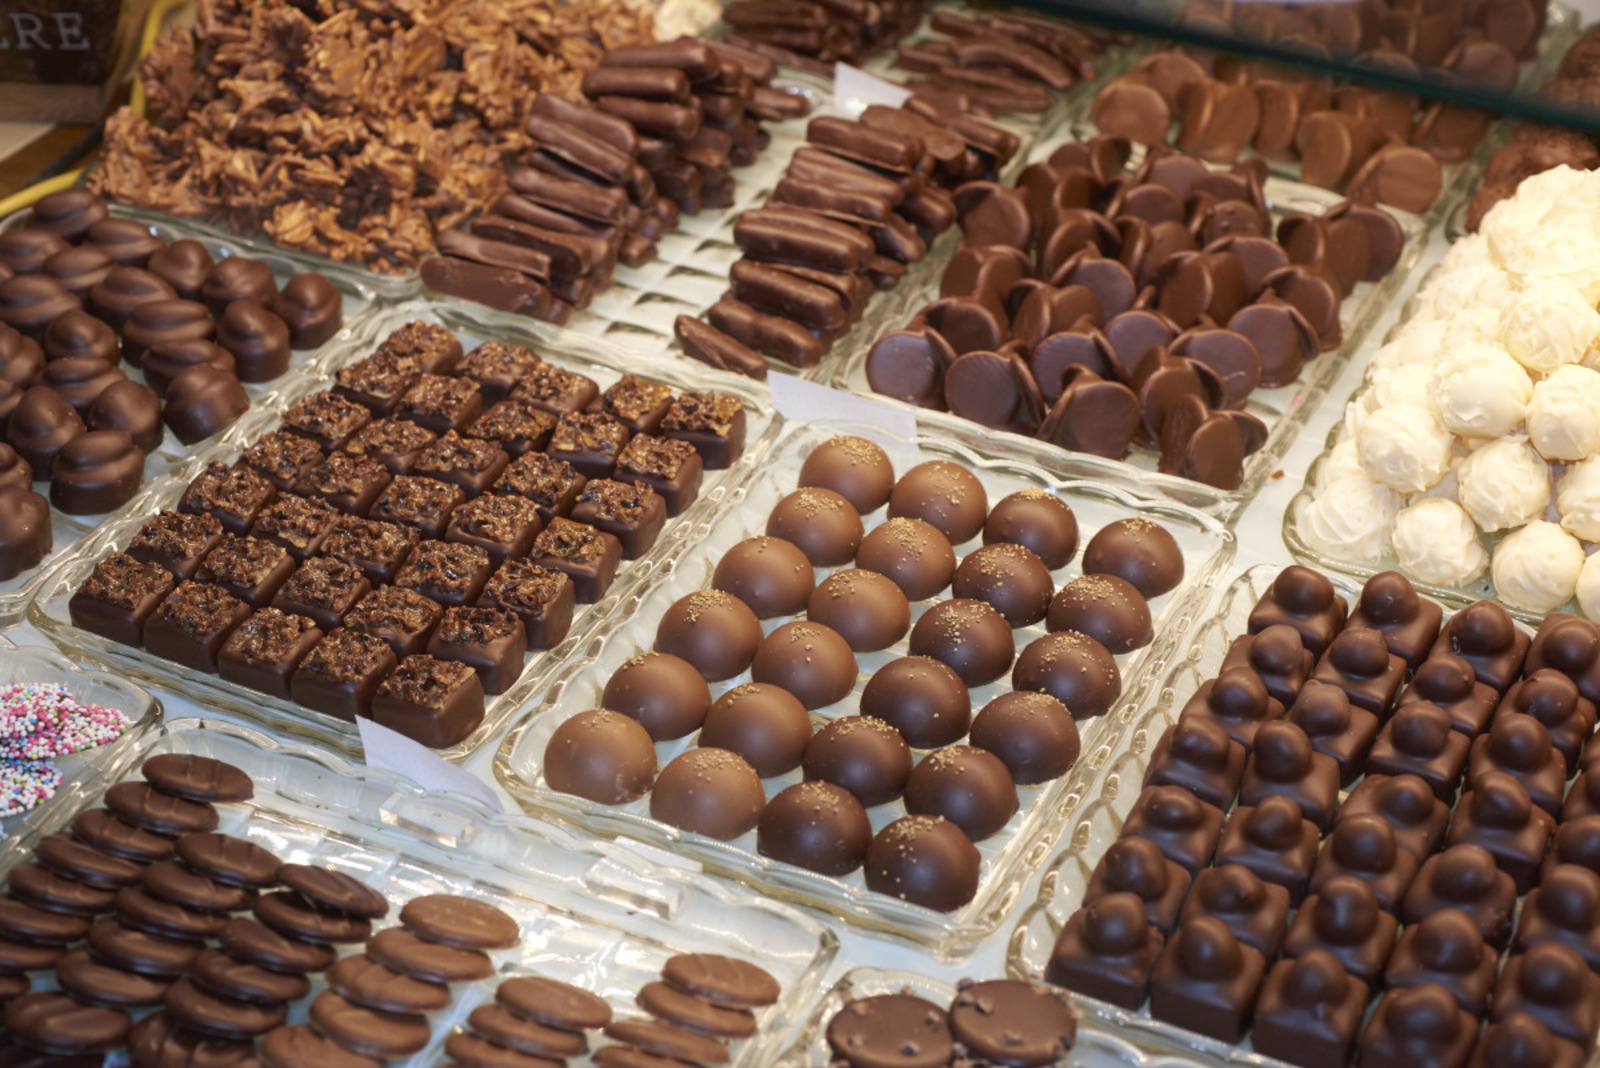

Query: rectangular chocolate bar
[[144, 580, 253, 674], [218, 608, 324, 700], [343, 586, 444, 660], [478, 559, 576, 651], [615, 435, 703, 516], [291, 628, 398, 722], [70, 553, 177, 648], [128, 511, 224, 582], [569, 479, 666, 559], [530, 518, 622, 604]]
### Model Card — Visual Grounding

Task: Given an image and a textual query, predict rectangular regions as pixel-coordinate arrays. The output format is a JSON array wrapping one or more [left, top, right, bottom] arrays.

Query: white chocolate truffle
[[1492, 520, 1584, 612], [1317, 439, 1366, 491], [1529, 365, 1600, 461], [1430, 341, 1533, 439], [1443, 307, 1504, 351], [1300, 473, 1401, 562], [1372, 319, 1447, 372], [1392, 498, 1488, 587], [1500, 281, 1600, 375], [1456, 439, 1551, 532], [1357, 403, 1455, 493], [1557, 455, 1600, 542], [1419, 260, 1514, 320], [1577, 552, 1600, 622], [1346, 366, 1431, 438], [1485, 167, 1600, 302]]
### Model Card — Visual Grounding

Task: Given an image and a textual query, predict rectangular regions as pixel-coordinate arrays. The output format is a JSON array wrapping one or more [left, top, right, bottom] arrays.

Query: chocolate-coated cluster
[[69, 322, 746, 749], [1049, 564, 1600, 1068]]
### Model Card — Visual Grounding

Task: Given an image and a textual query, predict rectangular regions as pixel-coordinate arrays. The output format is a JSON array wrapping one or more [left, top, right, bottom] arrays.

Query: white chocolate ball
[[1456, 439, 1551, 532], [1391, 497, 1488, 588], [1492, 520, 1585, 613]]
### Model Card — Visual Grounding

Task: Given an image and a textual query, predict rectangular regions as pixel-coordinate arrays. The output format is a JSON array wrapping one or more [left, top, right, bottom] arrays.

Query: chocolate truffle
[[857, 655, 968, 750], [161, 366, 250, 445], [87, 268, 173, 334], [86, 218, 163, 268], [1224, 625, 1316, 708], [983, 489, 1078, 569], [806, 569, 910, 652], [1500, 670, 1595, 772], [1047, 892, 1166, 1008], [1312, 627, 1407, 717], [145, 239, 213, 300], [1349, 570, 1444, 669], [0, 227, 67, 275], [1471, 1013, 1587, 1068], [1341, 773, 1450, 859], [1284, 875, 1398, 985], [952, 542, 1054, 629], [1049, 574, 1153, 653], [1356, 984, 1477, 1068], [50, 430, 143, 515], [0, 442, 31, 493], [765, 487, 863, 567], [1120, 784, 1226, 874], [1252, 951, 1370, 1068], [215, 300, 291, 383], [1145, 715, 1246, 810], [1385, 908, 1499, 1014], [544, 708, 657, 804], [0, 274, 80, 340], [1310, 812, 1418, 911], [1215, 795, 1321, 901], [802, 716, 912, 807], [653, 590, 763, 683], [275, 274, 343, 349], [888, 461, 988, 545], [757, 780, 871, 876], [650, 748, 765, 841], [855, 517, 958, 601], [1404, 844, 1519, 949], [1148, 915, 1266, 1043], [1013, 630, 1122, 720], [751, 621, 858, 710], [1524, 614, 1600, 705], [969, 690, 1079, 784], [864, 814, 980, 912], [798, 435, 895, 514], [699, 682, 811, 777], [1249, 566, 1348, 657], [908, 598, 1014, 687], [89, 380, 162, 454], [7, 385, 84, 473], [1082, 518, 1185, 599], [0, 327, 42, 389], [1178, 863, 1292, 958], [29, 190, 108, 241], [1431, 601, 1529, 694], [42, 309, 118, 364], [903, 745, 1018, 841], [120, 299, 213, 365], [39, 356, 126, 417], [200, 259, 276, 317], [602, 652, 712, 742], [1448, 771, 1553, 892]]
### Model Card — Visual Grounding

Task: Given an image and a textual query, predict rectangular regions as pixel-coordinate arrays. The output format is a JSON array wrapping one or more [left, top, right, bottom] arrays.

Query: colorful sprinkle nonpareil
[[0, 683, 131, 818]]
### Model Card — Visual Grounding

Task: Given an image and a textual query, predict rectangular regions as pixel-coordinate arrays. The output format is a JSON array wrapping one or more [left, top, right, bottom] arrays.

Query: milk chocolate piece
[[70, 552, 176, 647], [371, 654, 486, 748], [420, 258, 551, 320], [144, 580, 253, 673], [219, 608, 325, 699], [290, 628, 397, 721]]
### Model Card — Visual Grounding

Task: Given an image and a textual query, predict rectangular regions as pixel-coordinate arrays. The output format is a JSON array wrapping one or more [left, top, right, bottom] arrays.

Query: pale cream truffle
[[1577, 552, 1600, 622], [1492, 520, 1585, 613], [1456, 439, 1551, 532], [1430, 341, 1533, 439], [1300, 473, 1401, 562], [1557, 455, 1600, 542], [1317, 439, 1366, 491], [1529, 365, 1600, 461], [1356, 403, 1455, 494], [1371, 319, 1447, 373], [1485, 166, 1600, 302], [1392, 498, 1488, 587], [1500, 281, 1600, 375]]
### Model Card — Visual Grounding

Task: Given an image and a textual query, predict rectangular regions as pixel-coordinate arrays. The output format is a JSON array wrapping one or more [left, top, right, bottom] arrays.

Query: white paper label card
[[769, 373, 918, 444], [834, 62, 911, 113], [358, 717, 505, 813]]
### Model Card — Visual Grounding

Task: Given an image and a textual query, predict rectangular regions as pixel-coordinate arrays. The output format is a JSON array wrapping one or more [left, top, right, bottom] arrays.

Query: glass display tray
[[28, 297, 783, 762], [495, 416, 1235, 959], [1004, 564, 1526, 1068], [0, 207, 385, 626], [5, 716, 837, 1068], [829, 168, 1425, 517], [0, 633, 163, 851]]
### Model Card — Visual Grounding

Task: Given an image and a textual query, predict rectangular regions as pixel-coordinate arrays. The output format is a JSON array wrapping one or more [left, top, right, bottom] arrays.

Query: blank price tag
[[834, 62, 911, 113], [358, 717, 505, 813], [770, 374, 918, 445]]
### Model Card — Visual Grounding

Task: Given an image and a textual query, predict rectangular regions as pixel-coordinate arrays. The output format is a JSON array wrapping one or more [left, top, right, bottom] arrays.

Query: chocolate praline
[[757, 780, 872, 876], [40, 356, 126, 416], [545, 708, 659, 804], [904, 745, 1019, 841], [803, 715, 912, 807], [42, 246, 116, 301], [215, 300, 291, 383], [712, 536, 815, 619], [200, 259, 277, 318], [1082, 518, 1185, 598], [145, 240, 214, 301], [699, 683, 813, 778], [0, 485, 50, 580], [888, 460, 989, 545], [0, 275, 80, 341], [751, 621, 859, 710], [1014, 630, 1122, 719], [161, 366, 249, 446], [89, 381, 162, 454], [765, 487, 863, 567], [970, 691, 1080, 784], [0, 227, 68, 274], [42, 310, 119, 365], [275, 274, 343, 350], [797, 435, 896, 514], [0, 324, 44, 388], [807, 568, 910, 652], [653, 590, 763, 682], [0, 442, 31, 493], [50, 430, 144, 515], [1049, 574, 1154, 654], [7, 385, 85, 473], [864, 814, 981, 912], [601, 652, 712, 742], [86, 268, 175, 334], [28, 190, 108, 242], [86, 218, 164, 268], [953, 542, 1054, 628], [122, 301, 216, 367], [860, 655, 972, 750], [649, 748, 765, 841], [984, 489, 1078, 569], [855, 516, 958, 601], [909, 598, 1015, 687]]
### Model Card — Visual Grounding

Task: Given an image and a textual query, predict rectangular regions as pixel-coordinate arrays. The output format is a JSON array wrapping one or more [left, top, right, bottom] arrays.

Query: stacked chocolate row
[[675, 99, 1018, 379], [825, 979, 1076, 1068], [1049, 565, 1600, 1068], [545, 435, 1194, 913], [424, 37, 806, 323], [864, 137, 1402, 490], [67, 321, 747, 749], [720, 0, 929, 76], [894, 11, 1108, 115]]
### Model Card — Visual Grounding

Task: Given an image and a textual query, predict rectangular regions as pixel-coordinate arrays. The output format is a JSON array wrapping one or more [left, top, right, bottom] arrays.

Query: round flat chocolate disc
[[176, 833, 282, 889], [192, 948, 310, 1005], [142, 754, 253, 804], [366, 926, 493, 984], [86, 918, 201, 977], [105, 782, 219, 837], [825, 992, 952, 1068], [326, 953, 450, 1014], [35, 833, 142, 888], [115, 884, 225, 942], [0, 896, 91, 945], [469, 1004, 588, 1058], [495, 975, 612, 1032], [399, 894, 519, 951], [260, 1025, 381, 1068], [4, 992, 130, 1055], [0, 936, 64, 973], [56, 946, 169, 1008], [8, 862, 116, 916], [948, 980, 1077, 1067], [128, 1011, 255, 1068], [308, 990, 431, 1058], [218, 917, 335, 975], [661, 953, 780, 1009], [73, 808, 175, 863], [602, 1018, 729, 1065], [592, 1047, 697, 1068], [142, 860, 255, 914], [636, 981, 757, 1039], [166, 976, 286, 1040], [276, 865, 388, 920], [252, 893, 370, 946], [446, 1032, 564, 1068]]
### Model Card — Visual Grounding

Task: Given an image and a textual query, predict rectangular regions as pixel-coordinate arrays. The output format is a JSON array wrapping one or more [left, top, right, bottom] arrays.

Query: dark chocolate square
[[568, 479, 665, 559], [1176, 867, 1291, 958], [341, 418, 438, 475], [1147, 930, 1265, 1043], [320, 517, 420, 587], [530, 517, 622, 604], [510, 363, 600, 417], [492, 452, 586, 523], [294, 454, 394, 516], [343, 586, 444, 660], [280, 392, 373, 452], [1220, 630, 1315, 708], [1214, 802, 1320, 902], [458, 340, 543, 406], [333, 354, 422, 418], [368, 475, 465, 541], [369, 655, 486, 748], [465, 401, 556, 458], [69, 553, 176, 648], [127, 510, 224, 581], [1282, 887, 1399, 985], [194, 535, 296, 609], [548, 412, 630, 480], [1251, 957, 1369, 1068], [218, 608, 324, 700], [372, 321, 463, 375], [600, 374, 675, 435], [271, 556, 373, 632], [249, 494, 337, 561], [1045, 909, 1164, 1010], [412, 432, 509, 499], [144, 580, 253, 674], [444, 494, 543, 568], [180, 462, 278, 537], [290, 627, 398, 721], [393, 375, 484, 437], [424, 605, 528, 694], [1429, 605, 1531, 694], [478, 559, 576, 651], [660, 391, 747, 469], [237, 432, 327, 492], [614, 435, 703, 517], [395, 542, 493, 608]]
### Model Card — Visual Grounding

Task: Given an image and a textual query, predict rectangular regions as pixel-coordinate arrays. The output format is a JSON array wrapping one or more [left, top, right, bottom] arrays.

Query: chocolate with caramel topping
[[145, 580, 252, 673], [344, 586, 444, 659], [195, 535, 296, 609], [492, 452, 587, 523], [370, 475, 465, 541], [413, 431, 509, 498], [661, 391, 747, 469], [479, 559, 575, 651], [616, 434, 703, 516], [571, 478, 665, 558], [445, 494, 543, 567], [280, 392, 372, 452], [321, 516, 420, 586], [395, 542, 493, 608], [180, 462, 277, 536], [601, 375, 675, 434], [294, 453, 393, 516], [426, 606, 528, 695], [249, 494, 336, 560], [531, 517, 621, 604], [371, 655, 486, 748], [239, 432, 326, 492], [271, 556, 372, 632], [393, 375, 484, 436], [465, 400, 556, 458], [459, 341, 543, 406], [549, 412, 630, 480], [510, 364, 599, 416], [334, 355, 422, 419], [291, 628, 397, 722], [219, 608, 324, 699], [129, 510, 224, 581], [373, 323, 462, 375], [341, 418, 437, 475], [71, 552, 176, 647]]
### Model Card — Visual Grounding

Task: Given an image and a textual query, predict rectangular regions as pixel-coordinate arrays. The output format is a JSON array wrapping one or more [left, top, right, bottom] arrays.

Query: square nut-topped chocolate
[[479, 559, 575, 651], [425, 606, 528, 695], [195, 535, 296, 609], [334, 354, 423, 418], [445, 494, 543, 568], [180, 462, 278, 536], [601, 374, 676, 435], [290, 627, 398, 721], [369, 475, 465, 541], [344, 586, 444, 659], [371, 655, 486, 749], [395, 542, 493, 608], [569, 479, 665, 559], [394, 375, 484, 437], [129, 510, 224, 581], [219, 608, 324, 700], [250, 494, 337, 561], [281, 392, 374, 452], [459, 340, 543, 406], [341, 419, 437, 476], [615, 435, 703, 516], [466, 400, 556, 458], [413, 432, 510, 499], [320, 516, 420, 587], [661, 391, 746, 469], [373, 321, 463, 375], [511, 363, 599, 417], [272, 556, 373, 632], [492, 452, 586, 523], [295, 454, 394, 516], [238, 432, 327, 492], [548, 412, 630, 480], [531, 517, 621, 604], [144, 580, 253, 674], [70, 552, 177, 648]]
